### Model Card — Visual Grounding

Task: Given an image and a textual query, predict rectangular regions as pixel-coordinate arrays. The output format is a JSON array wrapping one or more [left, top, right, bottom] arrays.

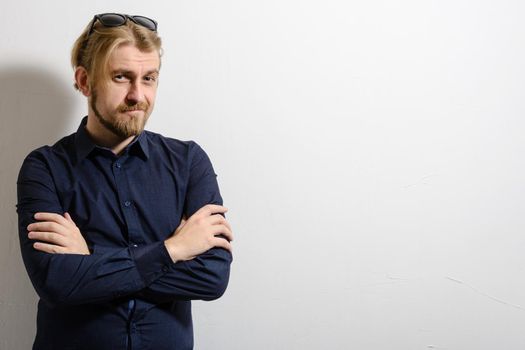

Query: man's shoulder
[[23, 132, 77, 163], [18, 132, 77, 183], [143, 130, 206, 159]]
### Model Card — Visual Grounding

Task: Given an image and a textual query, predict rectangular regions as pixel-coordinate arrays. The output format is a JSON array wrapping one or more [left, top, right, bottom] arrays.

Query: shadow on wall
[[0, 65, 77, 349]]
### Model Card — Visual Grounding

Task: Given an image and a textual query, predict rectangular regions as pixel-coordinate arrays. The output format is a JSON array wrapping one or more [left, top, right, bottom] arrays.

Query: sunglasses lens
[[98, 14, 127, 27], [132, 16, 157, 31], [89, 14, 157, 36]]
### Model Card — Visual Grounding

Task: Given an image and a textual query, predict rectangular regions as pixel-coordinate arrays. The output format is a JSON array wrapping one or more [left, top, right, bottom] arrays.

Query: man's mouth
[[118, 102, 149, 114], [120, 108, 146, 116]]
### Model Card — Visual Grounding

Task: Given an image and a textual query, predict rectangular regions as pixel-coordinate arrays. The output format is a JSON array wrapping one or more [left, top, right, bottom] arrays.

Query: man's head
[[71, 14, 162, 138]]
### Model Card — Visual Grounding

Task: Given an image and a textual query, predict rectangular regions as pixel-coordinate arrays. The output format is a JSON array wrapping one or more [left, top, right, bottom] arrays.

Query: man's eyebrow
[[111, 69, 159, 76], [144, 69, 160, 76]]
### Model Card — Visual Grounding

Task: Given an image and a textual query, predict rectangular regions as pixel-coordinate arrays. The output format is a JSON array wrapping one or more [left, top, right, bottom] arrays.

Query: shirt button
[[162, 265, 170, 272], [115, 162, 121, 168], [131, 243, 138, 248], [124, 201, 131, 207]]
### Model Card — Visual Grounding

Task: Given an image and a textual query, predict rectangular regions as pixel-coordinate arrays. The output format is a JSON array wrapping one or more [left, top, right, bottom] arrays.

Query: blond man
[[17, 13, 233, 350]]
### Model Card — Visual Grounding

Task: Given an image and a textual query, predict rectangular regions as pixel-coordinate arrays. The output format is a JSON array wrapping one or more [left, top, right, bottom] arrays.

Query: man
[[17, 13, 233, 350]]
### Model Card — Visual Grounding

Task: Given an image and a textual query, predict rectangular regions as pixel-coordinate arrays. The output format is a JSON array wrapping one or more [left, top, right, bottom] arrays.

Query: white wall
[[1, 1, 525, 349]]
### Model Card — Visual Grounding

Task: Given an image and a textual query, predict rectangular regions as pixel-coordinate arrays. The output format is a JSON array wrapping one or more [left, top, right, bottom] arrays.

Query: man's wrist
[[164, 240, 180, 263]]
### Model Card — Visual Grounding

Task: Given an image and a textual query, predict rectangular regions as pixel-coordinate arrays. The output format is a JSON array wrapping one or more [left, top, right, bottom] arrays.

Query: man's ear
[[74, 66, 91, 97]]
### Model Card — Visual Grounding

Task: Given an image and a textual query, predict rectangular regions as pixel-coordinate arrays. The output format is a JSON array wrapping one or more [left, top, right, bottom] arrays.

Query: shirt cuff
[[129, 241, 174, 286]]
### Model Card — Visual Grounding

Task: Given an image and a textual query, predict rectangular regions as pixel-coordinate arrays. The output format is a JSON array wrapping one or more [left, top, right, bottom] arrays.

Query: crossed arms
[[17, 147, 234, 306], [27, 206, 233, 261]]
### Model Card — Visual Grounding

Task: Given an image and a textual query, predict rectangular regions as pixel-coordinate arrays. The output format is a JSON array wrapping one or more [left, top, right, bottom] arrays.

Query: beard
[[90, 90, 151, 139]]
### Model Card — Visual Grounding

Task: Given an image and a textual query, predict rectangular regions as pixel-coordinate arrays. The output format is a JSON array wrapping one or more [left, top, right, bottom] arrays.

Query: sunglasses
[[87, 13, 158, 36]]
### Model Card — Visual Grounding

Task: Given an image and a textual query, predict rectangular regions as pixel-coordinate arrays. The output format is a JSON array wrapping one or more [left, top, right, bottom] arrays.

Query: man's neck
[[85, 115, 135, 156]]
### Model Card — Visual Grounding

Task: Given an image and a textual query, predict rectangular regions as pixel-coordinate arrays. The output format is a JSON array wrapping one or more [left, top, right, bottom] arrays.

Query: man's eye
[[114, 74, 126, 81], [144, 76, 157, 82]]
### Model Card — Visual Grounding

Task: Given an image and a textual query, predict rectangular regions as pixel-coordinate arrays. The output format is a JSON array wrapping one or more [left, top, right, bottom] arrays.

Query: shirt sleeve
[[17, 151, 174, 306], [137, 142, 233, 302]]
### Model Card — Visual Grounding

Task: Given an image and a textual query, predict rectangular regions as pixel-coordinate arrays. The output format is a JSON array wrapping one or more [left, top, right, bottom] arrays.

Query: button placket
[[112, 156, 143, 247]]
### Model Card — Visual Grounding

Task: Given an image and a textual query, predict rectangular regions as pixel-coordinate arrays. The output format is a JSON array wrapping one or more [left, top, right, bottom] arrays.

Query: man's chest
[[51, 155, 188, 247]]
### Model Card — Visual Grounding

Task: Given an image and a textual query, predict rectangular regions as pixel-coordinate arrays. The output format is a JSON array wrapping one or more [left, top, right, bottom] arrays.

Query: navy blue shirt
[[17, 117, 232, 350]]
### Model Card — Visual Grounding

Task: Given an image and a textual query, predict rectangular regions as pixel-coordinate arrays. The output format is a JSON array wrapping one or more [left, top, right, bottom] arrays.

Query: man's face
[[90, 44, 160, 139]]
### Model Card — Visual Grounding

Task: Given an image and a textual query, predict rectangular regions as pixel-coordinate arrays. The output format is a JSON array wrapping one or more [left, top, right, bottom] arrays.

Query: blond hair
[[71, 19, 162, 90]]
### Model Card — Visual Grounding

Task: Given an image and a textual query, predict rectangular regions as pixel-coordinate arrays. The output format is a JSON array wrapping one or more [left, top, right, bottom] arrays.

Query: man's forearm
[[138, 247, 232, 303], [23, 205, 233, 305], [20, 210, 175, 305]]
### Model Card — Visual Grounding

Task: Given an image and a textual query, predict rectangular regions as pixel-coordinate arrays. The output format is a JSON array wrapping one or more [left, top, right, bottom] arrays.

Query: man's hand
[[27, 212, 90, 255], [165, 204, 233, 263]]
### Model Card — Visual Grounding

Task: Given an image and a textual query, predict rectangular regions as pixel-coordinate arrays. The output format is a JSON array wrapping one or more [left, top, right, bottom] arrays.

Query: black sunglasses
[[87, 13, 158, 36]]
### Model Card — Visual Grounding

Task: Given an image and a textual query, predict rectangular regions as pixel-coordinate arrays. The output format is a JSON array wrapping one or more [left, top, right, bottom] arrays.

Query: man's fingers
[[28, 231, 66, 246], [212, 237, 232, 252], [208, 214, 233, 233], [34, 212, 68, 225], [33, 242, 66, 254], [210, 224, 234, 242], [27, 221, 65, 235], [27, 231, 64, 246], [64, 212, 74, 223], [166, 206, 233, 262], [195, 204, 228, 217]]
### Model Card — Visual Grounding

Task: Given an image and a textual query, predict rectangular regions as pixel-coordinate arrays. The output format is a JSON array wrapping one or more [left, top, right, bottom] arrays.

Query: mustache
[[117, 102, 149, 113]]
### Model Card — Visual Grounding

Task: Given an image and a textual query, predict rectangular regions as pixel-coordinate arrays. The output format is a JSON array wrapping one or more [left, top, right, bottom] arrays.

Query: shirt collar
[[75, 116, 150, 161], [74, 117, 96, 161], [132, 131, 150, 160]]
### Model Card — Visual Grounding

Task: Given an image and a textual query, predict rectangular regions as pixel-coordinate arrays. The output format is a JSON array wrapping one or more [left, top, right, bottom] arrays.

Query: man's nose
[[125, 81, 143, 105]]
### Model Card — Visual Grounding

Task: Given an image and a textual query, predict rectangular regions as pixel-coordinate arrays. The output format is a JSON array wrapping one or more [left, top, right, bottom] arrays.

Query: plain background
[[1, 1, 525, 349]]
